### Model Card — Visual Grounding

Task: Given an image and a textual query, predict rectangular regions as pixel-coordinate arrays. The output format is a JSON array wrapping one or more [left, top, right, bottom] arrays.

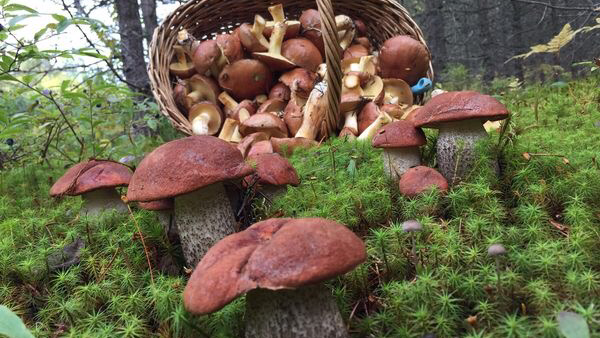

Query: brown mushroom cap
[[257, 99, 287, 116], [247, 140, 274, 158], [218, 59, 272, 101], [358, 102, 379, 134], [379, 35, 430, 85], [372, 120, 426, 148], [216, 33, 243, 64], [411, 91, 510, 128], [188, 101, 224, 135], [281, 38, 322, 73], [271, 137, 318, 157], [354, 19, 368, 36], [246, 153, 300, 187], [279, 68, 317, 100], [50, 160, 132, 197], [183, 217, 366, 314], [380, 104, 404, 120], [268, 83, 291, 101], [229, 100, 257, 121], [192, 40, 221, 74], [173, 81, 189, 115], [343, 44, 369, 60], [127, 136, 253, 202], [237, 132, 270, 158], [240, 113, 288, 138], [283, 99, 304, 135], [138, 199, 174, 211], [263, 20, 301, 40], [238, 21, 269, 53], [398, 166, 449, 198], [300, 9, 325, 57]]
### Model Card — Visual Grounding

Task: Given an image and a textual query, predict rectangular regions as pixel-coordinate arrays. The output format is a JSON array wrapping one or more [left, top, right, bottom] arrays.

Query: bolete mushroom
[[371, 120, 426, 181], [357, 107, 393, 141], [343, 44, 369, 60], [244, 153, 300, 200], [410, 91, 509, 185], [218, 91, 256, 122], [126, 136, 254, 266], [295, 81, 328, 140], [239, 15, 269, 52], [218, 59, 272, 101], [240, 113, 288, 138], [183, 217, 366, 338], [184, 74, 220, 109], [379, 35, 430, 86], [252, 5, 296, 71], [283, 97, 305, 135], [50, 160, 132, 215], [357, 101, 380, 134], [300, 9, 326, 56], [383, 78, 414, 106], [269, 83, 291, 101], [169, 45, 196, 78], [188, 101, 223, 136], [398, 166, 449, 198], [257, 99, 287, 118], [192, 40, 222, 77], [280, 68, 317, 100], [281, 38, 322, 72], [247, 140, 275, 158], [237, 132, 270, 158], [271, 137, 318, 157]]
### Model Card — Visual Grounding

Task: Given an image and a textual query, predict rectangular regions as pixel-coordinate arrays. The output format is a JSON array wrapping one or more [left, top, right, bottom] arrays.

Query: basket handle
[[316, 0, 343, 138]]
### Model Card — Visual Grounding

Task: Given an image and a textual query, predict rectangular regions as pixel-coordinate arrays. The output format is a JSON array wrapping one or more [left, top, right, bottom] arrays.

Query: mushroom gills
[[382, 147, 421, 182], [436, 119, 492, 185], [245, 284, 349, 338], [175, 182, 237, 267], [81, 188, 128, 216]]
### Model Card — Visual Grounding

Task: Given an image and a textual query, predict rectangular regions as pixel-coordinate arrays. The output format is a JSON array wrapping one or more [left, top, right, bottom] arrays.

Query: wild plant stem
[[126, 203, 154, 284]]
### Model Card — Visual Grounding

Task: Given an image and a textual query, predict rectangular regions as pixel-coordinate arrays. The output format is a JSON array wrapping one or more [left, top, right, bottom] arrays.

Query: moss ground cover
[[1, 76, 599, 337]]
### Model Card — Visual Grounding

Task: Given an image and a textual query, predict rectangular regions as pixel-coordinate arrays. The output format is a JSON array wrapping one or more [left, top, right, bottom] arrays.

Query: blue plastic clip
[[411, 78, 432, 95]]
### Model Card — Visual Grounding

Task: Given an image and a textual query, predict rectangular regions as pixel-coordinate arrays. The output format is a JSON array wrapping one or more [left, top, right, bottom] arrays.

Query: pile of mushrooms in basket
[[169, 3, 432, 157]]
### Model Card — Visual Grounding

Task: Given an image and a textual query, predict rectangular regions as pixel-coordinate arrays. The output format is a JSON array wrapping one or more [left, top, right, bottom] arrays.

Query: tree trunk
[[139, 0, 158, 47], [114, 0, 150, 94], [476, 0, 494, 84], [509, 0, 525, 80], [426, 0, 448, 79]]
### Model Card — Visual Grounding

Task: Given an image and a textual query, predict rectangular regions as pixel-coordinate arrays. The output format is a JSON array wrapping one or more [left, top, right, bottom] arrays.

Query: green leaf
[[347, 159, 357, 177], [21, 74, 33, 84], [51, 14, 66, 22], [56, 19, 72, 33], [8, 14, 36, 27], [147, 118, 158, 131], [3, 3, 37, 13], [34, 27, 48, 41], [74, 50, 107, 59], [0, 74, 19, 82], [0, 305, 35, 338], [558, 312, 590, 338], [60, 79, 71, 94]]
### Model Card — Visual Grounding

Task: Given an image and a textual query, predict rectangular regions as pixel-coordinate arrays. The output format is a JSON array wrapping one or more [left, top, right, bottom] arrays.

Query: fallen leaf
[[523, 152, 532, 161], [47, 238, 85, 271], [558, 311, 590, 338]]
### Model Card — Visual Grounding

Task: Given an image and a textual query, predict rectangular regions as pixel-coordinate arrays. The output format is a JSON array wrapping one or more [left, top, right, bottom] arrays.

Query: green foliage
[[0, 305, 34, 338]]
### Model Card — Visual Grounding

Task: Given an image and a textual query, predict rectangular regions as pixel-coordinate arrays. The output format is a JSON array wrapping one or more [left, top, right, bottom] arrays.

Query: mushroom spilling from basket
[[167, 3, 434, 158]]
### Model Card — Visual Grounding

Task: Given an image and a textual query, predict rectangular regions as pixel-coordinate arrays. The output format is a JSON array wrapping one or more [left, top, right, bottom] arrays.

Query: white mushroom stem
[[175, 182, 237, 267], [255, 95, 268, 105], [357, 111, 392, 141], [81, 188, 128, 216], [191, 111, 212, 135], [230, 125, 243, 143], [156, 210, 178, 242], [436, 119, 490, 185], [245, 284, 349, 338], [238, 108, 251, 122], [343, 111, 358, 134], [317, 63, 327, 79], [382, 147, 421, 182], [339, 28, 355, 51], [335, 15, 353, 31], [295, 81, 327, 140], [218, 118, 239, 142], [218, 92, 239, 112]]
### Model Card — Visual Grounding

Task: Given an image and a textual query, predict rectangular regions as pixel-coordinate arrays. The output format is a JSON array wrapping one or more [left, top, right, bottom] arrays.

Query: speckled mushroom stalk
[[382, 148, 421, 181], [81, 188, 129, 215]]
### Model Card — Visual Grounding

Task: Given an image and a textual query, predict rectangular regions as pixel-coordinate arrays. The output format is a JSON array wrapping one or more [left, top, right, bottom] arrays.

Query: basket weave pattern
[[148, 0, 434, 136]]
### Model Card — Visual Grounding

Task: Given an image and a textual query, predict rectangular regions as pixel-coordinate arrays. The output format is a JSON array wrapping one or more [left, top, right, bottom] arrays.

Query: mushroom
[[257, 99, 287, 118], [341, 110, 359, 137], [252, 5, 296, 71], [188, 101, 223, 136], [371, 120, 426, 182], [173, 80, 189, 114], [283, 97, 305, 136], [488, 243, 507, 294], [354, 19, 368, 37], [269, 83, 291, 101], [247, 140, 275, 158], [357, 102, 380, 134], [244, 153, 300, 200], [183, 217, 366, 338], [402, 219, 422, 266], [218, 59, 272, 101], [410, 91, 509, 185], [271, 137, 318, 157], [281, 38, 322, 72], [379, 35, 430, 86], [240, 113, 288, 138], [50, 160, 132, 216], [357, 107, 393, 141], [169, 45, 196, 78], [218, 118, 241, 142], [335, 15, 355, 51], [215, 33, 243, 66], [237, 132, 270, 158], [192, 40, 222, 78], [380, 104, 405, 120], [239, 15, 269, 52], [343, 44, 369, 60], [138, 199, 178, 243], [280, 68, 317, 100], [184, 74, 220, 109], [300, 9, 326, 56], [126, 136, 254, 266], [294, 81, 328, 140], [383, 78, 414, 106], [218, 91, 256, 122], [398, 166, 449, 198]]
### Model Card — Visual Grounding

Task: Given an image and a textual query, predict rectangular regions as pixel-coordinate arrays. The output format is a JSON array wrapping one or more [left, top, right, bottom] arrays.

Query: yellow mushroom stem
[[252, 15, 269, 44], [218, 118, 239, 142], [230, 125, 243, 143], [238, 108, 251, 123], [357, 110, 392, 141], [174, 46, 188, 65], [268, 21, 287, 55], [295, 81, 327, 140], [218, 92, 239, 112], [268, 4, 285, 23], [255, 95, 268, 105]]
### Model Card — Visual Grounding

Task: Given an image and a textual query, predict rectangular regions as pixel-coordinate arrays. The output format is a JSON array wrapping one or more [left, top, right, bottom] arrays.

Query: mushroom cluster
[[167, 3, 433, 159]]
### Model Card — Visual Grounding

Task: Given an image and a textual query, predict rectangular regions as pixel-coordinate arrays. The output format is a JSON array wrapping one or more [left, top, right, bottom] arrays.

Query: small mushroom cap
[[372, 120, 426, 148], [383, 78, 414, 106], [281, 38, 323, 72], [257, 99, 287, 116], [127, 136, 254, 202], [379, 35, 430, 85], [398, 166, 449, 198], [402, 219, 423, 232], [237, 132, 270, 158], [411, 91, 510, 128], [342, 57, 377, 75], [185, 74, 220, 108], [246, 153, 300, 186], [192, 40, 221, 74], [229, 100, 257, 121], [138, 199, 174, 211], [283, 99, 304, 135], [218, 59, 272, 101], [279, 68, 317, 99], [188, 101, 224, 135], [238, 23, 268, 53], [239, 113, 288, 138], [169, 45, 196, 78], [268, 83, 291, 101], [271, 137, 318, 157], [216, 33, 243, 64], [50, 160, 132, 197], [358, 102, 380, 134], [183, 217, 366, 314], [247, 140, 274, 158], [487, 244, 507, 256], [299, 9, 325, 56], [380, 104, 405, 120], [343, 44, 369, 60]]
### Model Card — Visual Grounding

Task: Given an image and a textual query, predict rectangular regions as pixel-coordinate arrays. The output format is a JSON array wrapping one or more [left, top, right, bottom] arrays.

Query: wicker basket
[[148, 0, 434, 136]]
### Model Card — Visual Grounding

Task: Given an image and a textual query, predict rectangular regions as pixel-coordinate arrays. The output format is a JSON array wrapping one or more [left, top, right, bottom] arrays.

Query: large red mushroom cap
[[218, 59, 272, 101], [50, 160, 132, 197], [246, 153, 300, 187], [398, 166, 449, 198], [372, 120, 426, 149], [126, 136, 253, 202], [281, 38, 322, 72], [183, 217, 366, 314], [411, 91, 510, 128], [378, 35, 430, 85]]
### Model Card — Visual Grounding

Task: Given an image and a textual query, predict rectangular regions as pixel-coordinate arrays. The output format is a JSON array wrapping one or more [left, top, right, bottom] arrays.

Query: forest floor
[[1, 76, 600, 337]]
